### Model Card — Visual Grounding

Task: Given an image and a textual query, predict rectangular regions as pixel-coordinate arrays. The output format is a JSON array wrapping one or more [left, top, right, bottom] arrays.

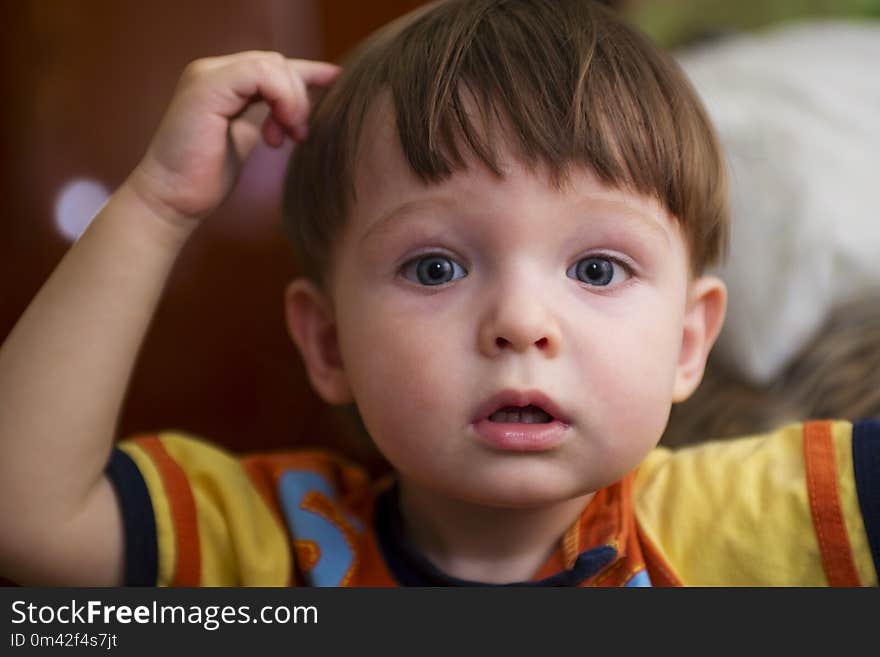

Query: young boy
[[0, 0, 876, 587]]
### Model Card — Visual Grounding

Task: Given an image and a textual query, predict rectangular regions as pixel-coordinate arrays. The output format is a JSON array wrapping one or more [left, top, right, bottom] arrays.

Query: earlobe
[[672, 275, 727, 403], [284, 278, 353, 405]]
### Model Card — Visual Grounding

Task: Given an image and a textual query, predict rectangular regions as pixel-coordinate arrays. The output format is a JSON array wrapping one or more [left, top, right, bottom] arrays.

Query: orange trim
[[575, 475, 649, 587], [138, 436, 201, 586], [300, 490, 362, 586], [561, 522, 580, 570], [635, 521, 683, 587], [591, 558, 629, 587], [629, 462, 682, 586], [803, 421, 861, 587], [293, 540, 321, 572]]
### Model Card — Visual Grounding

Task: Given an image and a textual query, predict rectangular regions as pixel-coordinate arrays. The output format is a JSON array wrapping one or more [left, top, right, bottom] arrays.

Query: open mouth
[[474, 390, 570, 426], [488, 404, 554, 424], [472, 391, 570, 451]]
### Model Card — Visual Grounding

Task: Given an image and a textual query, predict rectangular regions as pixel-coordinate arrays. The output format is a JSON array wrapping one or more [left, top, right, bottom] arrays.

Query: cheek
[[569, 298, 682, 437], [335, 293, 466, 447]]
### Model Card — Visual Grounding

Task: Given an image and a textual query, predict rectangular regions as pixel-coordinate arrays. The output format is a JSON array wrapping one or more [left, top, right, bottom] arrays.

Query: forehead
[[347, 94, 683, 255], [351, 94, 427, 218]]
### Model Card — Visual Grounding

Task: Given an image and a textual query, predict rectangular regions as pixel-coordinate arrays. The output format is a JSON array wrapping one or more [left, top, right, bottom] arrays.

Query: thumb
[[227, 102, 271, 161]]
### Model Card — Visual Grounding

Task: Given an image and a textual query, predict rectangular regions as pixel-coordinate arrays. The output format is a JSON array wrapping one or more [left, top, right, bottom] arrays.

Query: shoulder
[[633, 420, 878, 586], [112, 431, 379, 586], [118, 430, 371, 497], [636, 420, 850, 486]]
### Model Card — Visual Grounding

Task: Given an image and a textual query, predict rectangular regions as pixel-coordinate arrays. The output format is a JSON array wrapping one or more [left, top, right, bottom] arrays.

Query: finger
[[284, 61, 342, 140], [287, 59, 342, 88], [261, 114, 285, 148], [183, 52, 337, 141], [209, 52, 340, 83], [203, 52, 305, 132], [281, 67, 312, 140], [227, 102, 267, 158]]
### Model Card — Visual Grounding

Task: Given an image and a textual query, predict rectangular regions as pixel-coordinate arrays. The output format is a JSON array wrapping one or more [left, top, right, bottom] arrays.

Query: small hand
[[126, 51, 340, 231]]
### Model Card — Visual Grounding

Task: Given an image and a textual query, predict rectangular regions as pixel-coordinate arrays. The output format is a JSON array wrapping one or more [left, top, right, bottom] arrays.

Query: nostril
[[494, 336, 550, 350]]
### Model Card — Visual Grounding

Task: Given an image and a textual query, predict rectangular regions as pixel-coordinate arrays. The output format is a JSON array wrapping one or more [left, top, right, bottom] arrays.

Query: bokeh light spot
[[54, 178, 110, 242]]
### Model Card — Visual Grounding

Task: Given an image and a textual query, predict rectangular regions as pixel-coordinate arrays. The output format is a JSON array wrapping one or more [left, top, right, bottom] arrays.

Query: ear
[[672, 275, 728, 403], [284, 278, 353, 405]]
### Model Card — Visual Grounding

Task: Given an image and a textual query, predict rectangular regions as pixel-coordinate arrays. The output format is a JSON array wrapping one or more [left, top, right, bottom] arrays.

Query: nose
[[477, 278, 561, 358]]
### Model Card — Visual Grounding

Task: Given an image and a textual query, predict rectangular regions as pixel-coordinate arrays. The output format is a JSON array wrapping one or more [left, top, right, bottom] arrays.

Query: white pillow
[[675, 21, 880, 384]]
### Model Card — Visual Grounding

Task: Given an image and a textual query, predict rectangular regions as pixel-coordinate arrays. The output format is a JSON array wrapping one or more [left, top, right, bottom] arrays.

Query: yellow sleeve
[[634, 420, 877, 586], [110, 432, 291, 586]]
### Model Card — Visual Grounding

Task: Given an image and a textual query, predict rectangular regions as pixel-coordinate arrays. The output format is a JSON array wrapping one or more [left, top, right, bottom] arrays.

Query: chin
[[444, 463, 601, 509]]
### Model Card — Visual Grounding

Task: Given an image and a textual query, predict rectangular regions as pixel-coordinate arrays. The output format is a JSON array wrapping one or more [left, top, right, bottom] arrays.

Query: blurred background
[[628, 0, 880, 445], [624, 0, 880, 46], [1, 0, 879, 483]]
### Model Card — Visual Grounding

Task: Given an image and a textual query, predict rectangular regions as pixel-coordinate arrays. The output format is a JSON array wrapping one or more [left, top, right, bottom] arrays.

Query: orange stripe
[[138, 436, 201, 586], [803, 421, 861, 586], [635, 522, 683, 587], [590, 558, 628, 587]]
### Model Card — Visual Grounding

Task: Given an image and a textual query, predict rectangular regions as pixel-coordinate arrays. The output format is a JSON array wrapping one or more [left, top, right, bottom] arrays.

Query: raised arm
[[0, 52, 339, 585]]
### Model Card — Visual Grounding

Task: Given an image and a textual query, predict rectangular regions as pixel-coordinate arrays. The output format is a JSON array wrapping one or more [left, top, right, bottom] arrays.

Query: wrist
[[117, 170, 200, 249]]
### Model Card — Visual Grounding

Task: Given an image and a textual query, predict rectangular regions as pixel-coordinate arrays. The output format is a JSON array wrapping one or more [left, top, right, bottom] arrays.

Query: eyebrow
[[573, 198, 673, 247], [360, 195, 672, 246], [360, 197, 459, 244]]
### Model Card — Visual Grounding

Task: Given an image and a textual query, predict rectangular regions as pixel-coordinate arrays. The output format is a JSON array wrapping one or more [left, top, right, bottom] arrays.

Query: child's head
[[281, 0, 728, 507]]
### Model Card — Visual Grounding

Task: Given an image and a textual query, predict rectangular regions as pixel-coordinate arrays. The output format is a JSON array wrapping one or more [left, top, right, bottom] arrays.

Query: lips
[[471, 389, 571, 452], [473, 389, 571, 426]]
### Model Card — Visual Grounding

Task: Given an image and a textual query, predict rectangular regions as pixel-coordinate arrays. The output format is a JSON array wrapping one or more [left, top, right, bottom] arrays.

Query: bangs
[[284, 0, 727, 282]]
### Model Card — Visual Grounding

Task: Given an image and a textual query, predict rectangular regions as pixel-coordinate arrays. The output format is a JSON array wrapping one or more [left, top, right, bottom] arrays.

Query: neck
[[397, 478, 593, 584]]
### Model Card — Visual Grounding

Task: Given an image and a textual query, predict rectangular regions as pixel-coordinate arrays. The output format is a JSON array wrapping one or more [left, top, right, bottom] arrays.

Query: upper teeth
[[489, 405, 552, 423]]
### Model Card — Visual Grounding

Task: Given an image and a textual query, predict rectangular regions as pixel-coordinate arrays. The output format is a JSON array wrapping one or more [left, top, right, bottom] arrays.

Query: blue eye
[[567, 256, 627, 287], [402, 254, 467, 286]]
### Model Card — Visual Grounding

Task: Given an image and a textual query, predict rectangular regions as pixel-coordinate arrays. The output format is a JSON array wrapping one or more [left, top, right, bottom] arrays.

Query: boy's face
[[287, 102, 726, 509]]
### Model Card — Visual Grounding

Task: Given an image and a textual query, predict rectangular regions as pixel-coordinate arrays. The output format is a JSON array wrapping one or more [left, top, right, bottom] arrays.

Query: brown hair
[[283, 0, 728, 285]]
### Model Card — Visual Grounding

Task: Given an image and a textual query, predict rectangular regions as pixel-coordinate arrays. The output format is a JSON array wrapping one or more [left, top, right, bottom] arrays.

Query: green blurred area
[[624, 0, 880, 48]]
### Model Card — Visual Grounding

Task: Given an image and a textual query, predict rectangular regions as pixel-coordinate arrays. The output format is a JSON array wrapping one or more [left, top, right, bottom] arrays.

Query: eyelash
[[398, 251, 635, 288], [566, 253, 634, 288], [399, 251, 468, 287]]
